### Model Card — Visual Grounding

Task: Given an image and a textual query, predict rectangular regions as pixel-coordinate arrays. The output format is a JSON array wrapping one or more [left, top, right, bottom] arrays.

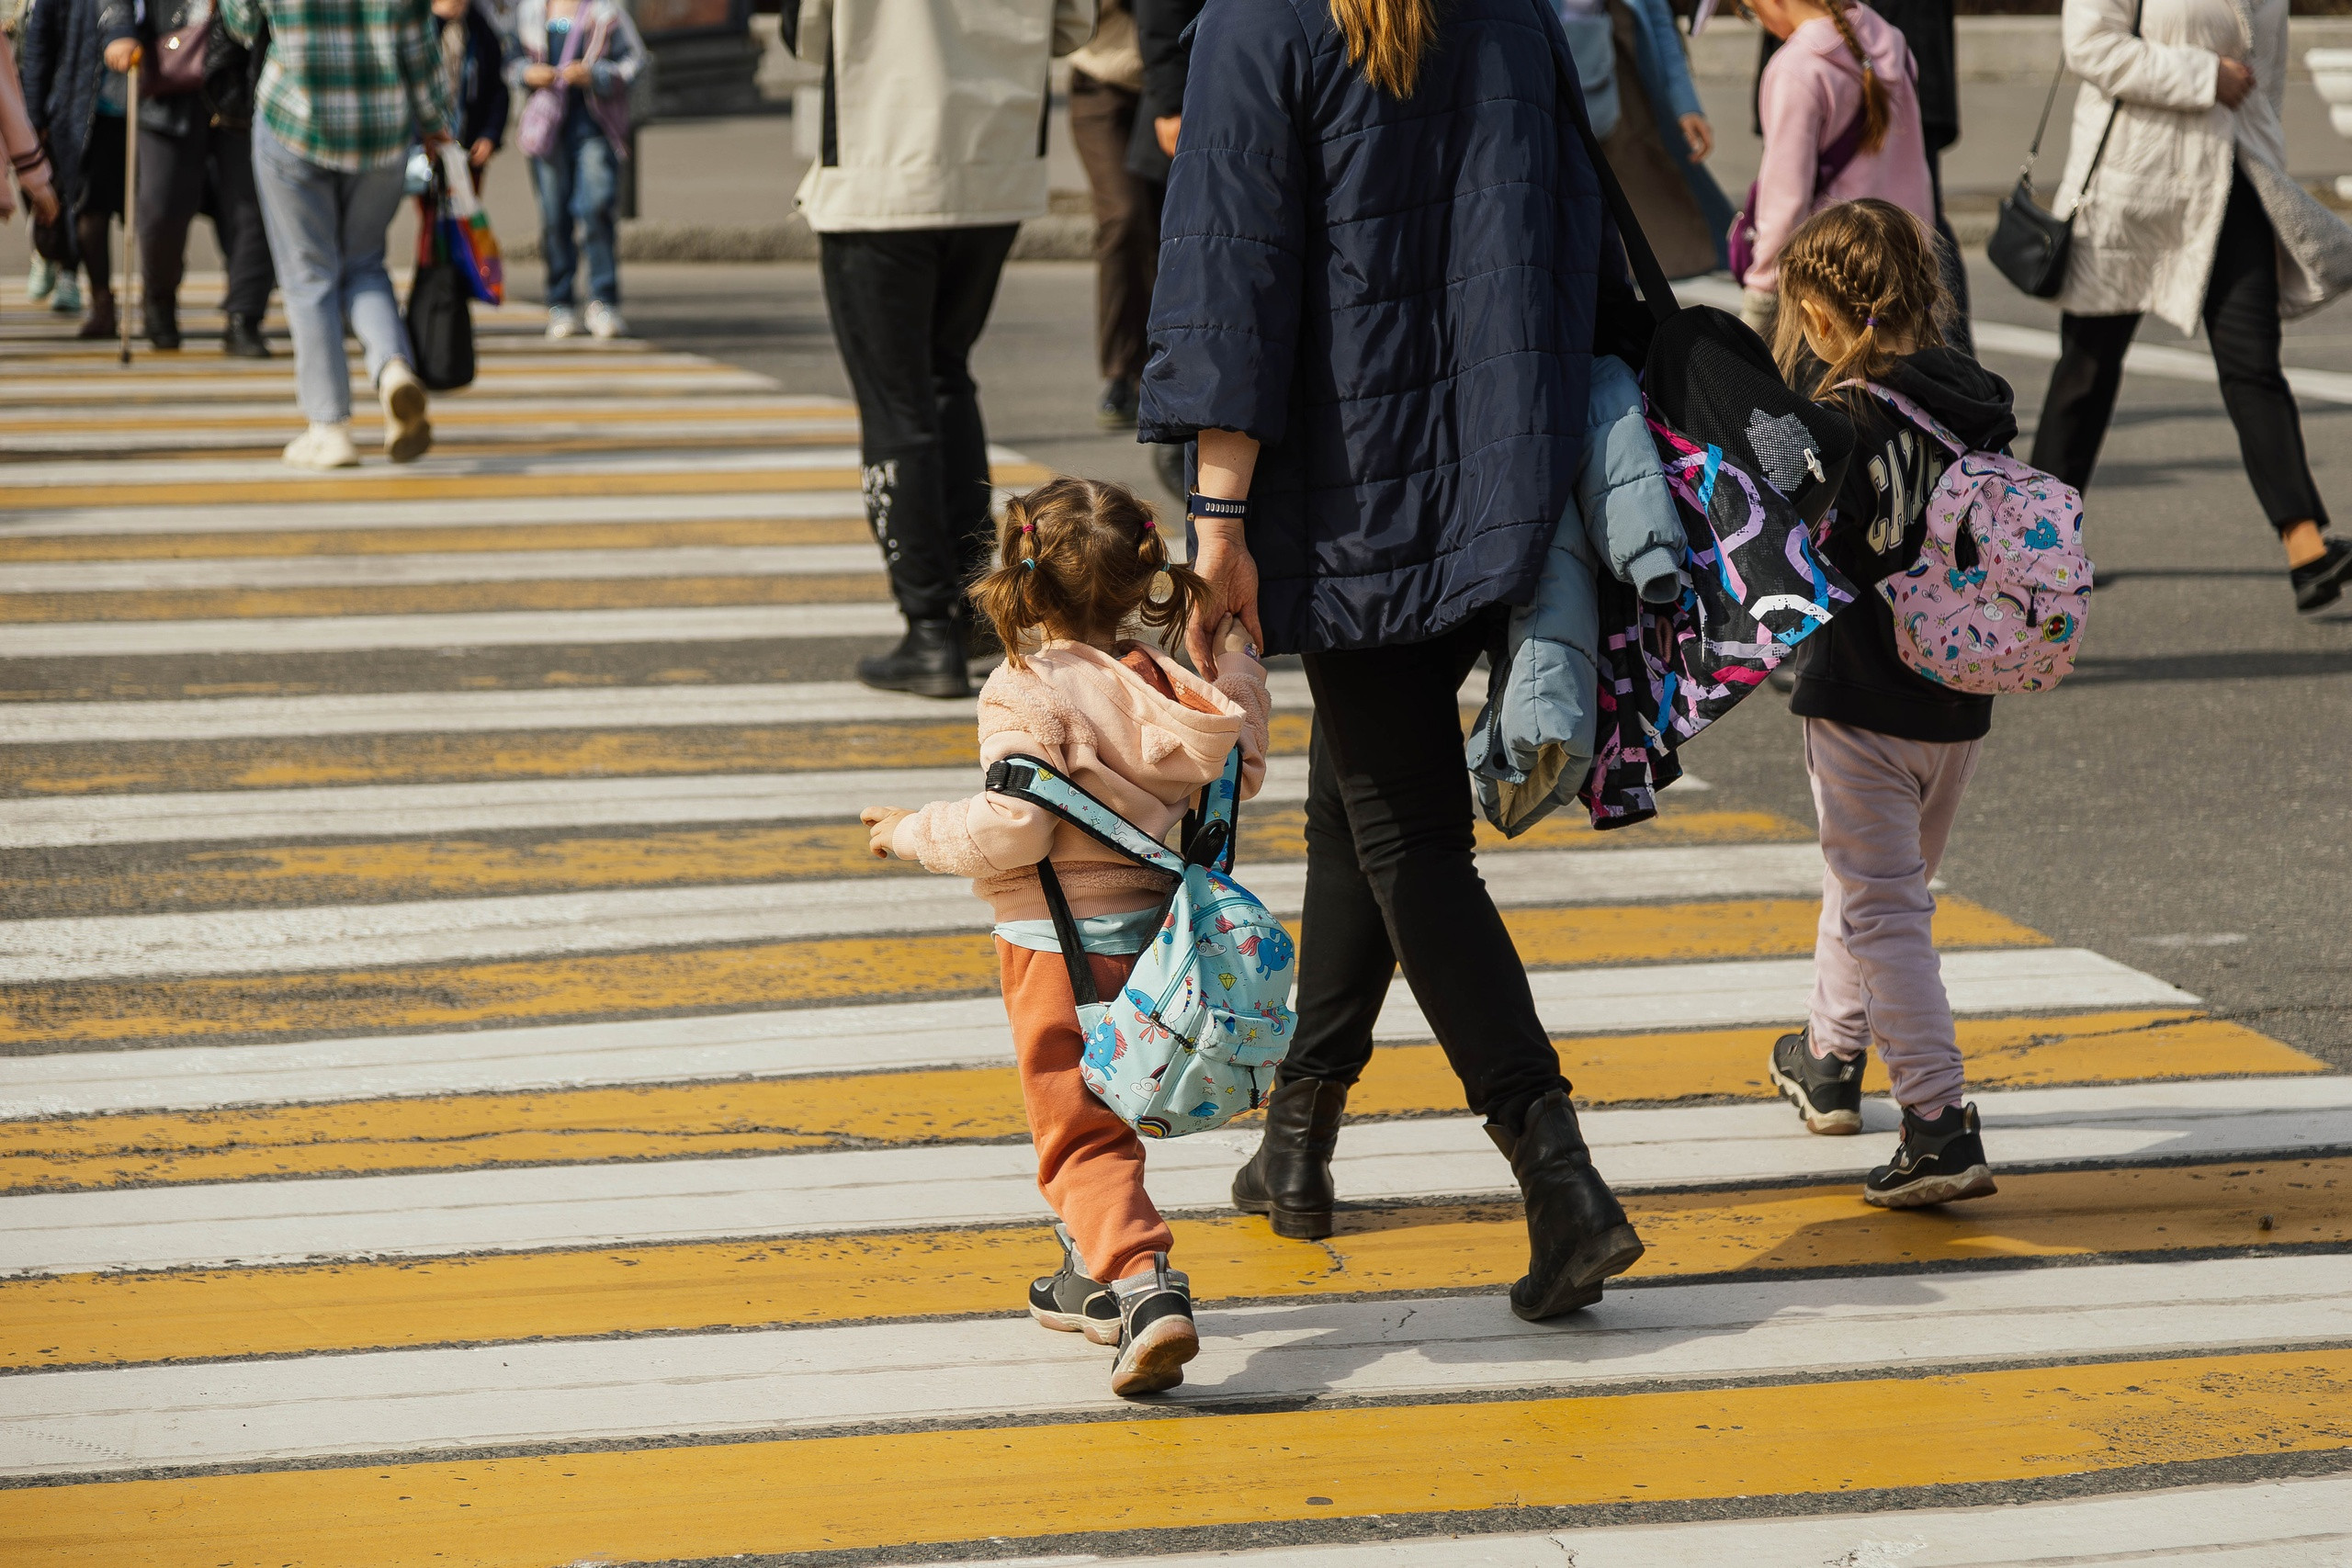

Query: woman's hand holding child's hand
[[862, 806, 910, 859], [1217, 615, 1256, 664]]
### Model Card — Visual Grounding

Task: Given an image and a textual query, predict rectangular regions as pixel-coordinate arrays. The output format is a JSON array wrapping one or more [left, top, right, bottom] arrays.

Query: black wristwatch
[[1185, 492, 1249, 522]]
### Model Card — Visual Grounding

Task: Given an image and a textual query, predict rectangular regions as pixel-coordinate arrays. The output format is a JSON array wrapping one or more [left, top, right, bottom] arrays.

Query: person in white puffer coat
[[2030, 0, 2352, 613]]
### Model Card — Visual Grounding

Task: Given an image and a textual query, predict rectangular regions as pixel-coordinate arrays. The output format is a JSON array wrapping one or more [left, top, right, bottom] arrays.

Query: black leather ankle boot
[[1487, 1089, 1645, 1321], [223, 313, 273, 359], [1231, 1076, 1349, 1238], [855, 617, 971, 699], [143, 296, 181, 351]]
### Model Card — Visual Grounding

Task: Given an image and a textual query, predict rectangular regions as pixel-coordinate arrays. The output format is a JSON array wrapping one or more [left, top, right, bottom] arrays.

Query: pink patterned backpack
[[1860, 381, 2092, 695]]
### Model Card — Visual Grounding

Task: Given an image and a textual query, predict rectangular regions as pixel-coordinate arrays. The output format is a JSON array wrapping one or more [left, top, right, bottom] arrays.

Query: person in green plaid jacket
[[221, 0, 456, 469]]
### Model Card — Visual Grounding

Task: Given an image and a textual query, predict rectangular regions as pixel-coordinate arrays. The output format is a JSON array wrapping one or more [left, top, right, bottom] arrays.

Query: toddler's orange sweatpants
[[998, 938, 1174, 1284]]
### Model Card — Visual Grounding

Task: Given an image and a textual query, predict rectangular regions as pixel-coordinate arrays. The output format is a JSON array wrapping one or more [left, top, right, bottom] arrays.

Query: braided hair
[[967, 477, 1205, 669], [1772, 198, 1948, 417], [1820, 0, 1892, 154]]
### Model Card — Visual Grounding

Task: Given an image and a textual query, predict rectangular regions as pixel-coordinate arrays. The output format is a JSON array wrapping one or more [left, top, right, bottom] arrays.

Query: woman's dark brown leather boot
[[1487, 1089, 1645, 1321], [1230, 1076, 1349, 1238]]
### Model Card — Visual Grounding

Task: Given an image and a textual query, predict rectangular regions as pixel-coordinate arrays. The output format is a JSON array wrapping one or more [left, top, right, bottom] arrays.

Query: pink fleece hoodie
[[890, 639, 1273, 922], [1745, 5, 1935, 292]]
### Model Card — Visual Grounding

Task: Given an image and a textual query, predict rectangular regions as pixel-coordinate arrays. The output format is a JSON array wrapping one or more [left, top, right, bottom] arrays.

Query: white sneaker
[[27, 257, 55, 305], [283, 423, 360, 470], [546, 304, 580, 340], [583, 300, 626, 339], [378, 358, 433, 463], [50, 275, 81, 315]]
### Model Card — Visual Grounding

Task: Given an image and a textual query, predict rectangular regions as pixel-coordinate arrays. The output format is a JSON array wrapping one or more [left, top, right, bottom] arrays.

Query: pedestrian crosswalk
[[2, 288, 2346, 1564]]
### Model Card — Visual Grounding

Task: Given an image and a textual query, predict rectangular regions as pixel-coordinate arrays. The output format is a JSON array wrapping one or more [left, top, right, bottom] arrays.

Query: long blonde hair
[[1820, 0, 1892, 154], [1331, 0, 1441, 97]]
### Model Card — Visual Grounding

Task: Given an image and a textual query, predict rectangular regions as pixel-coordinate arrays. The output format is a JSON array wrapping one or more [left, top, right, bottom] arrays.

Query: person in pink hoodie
[[861, 475, 1272, 1399], [1737, 0, 1935, 338]]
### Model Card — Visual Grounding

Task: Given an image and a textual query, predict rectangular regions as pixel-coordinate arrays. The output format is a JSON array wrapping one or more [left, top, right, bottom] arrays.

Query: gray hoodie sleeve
[[1577, 355, 1686, 605]]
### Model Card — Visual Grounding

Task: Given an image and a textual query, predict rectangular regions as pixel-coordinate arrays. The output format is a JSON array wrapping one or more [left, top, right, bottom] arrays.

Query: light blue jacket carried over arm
[[1467, 354, 1686, 837]]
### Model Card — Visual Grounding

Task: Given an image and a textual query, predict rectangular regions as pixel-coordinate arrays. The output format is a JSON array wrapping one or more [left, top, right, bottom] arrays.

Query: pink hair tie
[[1140, 517, 1157, 530]]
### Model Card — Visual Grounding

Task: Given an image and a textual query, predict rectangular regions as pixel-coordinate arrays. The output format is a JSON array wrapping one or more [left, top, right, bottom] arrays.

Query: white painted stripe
[[0, 546, 887, 593], [0, 1077, 2330, 1273], [0, 602, 909, 659], [0, 757, 1320, 849], [6, 1256, 2345, 1477], [0, 442, 1020, 489], [0, 948, 2185, 1118], [0, 396, 850, 425], [0, 371, 781, 404], [1682, 276, 2352, 406], [0, 843, 1836, 982], [0, 671, 1354, 743], [0, 419, 864, 455], [933, 1478, 2352, 1568], [0, 491, 868, 538]]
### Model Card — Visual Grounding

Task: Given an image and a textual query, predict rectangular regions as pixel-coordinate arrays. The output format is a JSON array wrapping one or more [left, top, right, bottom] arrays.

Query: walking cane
[[119, 60, 138, 366]]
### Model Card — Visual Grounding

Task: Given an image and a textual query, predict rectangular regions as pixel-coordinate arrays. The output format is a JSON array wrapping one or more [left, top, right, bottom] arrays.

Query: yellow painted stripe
[[0, 897, 2039, 1049], [0, 573, 888, 625], [0, 462, 1053, 511], [0, 1013, 2313, 1194], [0, 517, 872, 561], [20, 809, 1810, 917], [1, 715, 1322, 798], [11, 1349, 2349, 1563], [25, 433, 866, 465], [9, 1154, 2339, 1370], [0, 406, 853, 434]]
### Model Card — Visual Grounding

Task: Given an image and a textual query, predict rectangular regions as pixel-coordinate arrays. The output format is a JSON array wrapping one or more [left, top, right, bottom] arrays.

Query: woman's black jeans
[[2030, 166, 2329, 534], [1282, 612, 1570, 1132]]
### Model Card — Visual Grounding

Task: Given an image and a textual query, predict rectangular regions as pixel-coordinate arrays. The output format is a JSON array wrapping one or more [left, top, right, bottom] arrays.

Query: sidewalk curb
[[503, 215, 1097, 265]]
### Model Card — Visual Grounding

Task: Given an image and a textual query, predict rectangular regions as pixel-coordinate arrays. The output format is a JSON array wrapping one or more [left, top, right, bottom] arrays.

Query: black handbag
[[1989, 0, 2140, 299], [405, 183, 477, 391]]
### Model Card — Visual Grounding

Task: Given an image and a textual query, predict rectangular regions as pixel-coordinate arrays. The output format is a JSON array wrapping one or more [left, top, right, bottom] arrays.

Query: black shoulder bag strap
[[2028, 0, 2143, 194]]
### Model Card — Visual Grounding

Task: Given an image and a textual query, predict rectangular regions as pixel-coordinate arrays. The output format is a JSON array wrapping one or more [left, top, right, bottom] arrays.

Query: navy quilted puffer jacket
[[1136, 0, 1606, 655]]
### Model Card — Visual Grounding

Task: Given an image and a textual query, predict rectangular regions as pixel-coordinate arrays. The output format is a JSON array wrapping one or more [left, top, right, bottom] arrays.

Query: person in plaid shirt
[[221, 0, 455, 469]]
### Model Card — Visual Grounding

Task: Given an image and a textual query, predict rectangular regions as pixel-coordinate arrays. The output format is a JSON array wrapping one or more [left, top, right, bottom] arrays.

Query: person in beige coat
[[788, 0, 1099, 699], [2030, 0, 2352, 612]]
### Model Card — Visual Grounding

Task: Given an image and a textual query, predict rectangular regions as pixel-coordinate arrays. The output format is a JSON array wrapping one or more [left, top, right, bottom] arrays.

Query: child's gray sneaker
[[1027, 1222, 1120, 1345], [1768, 1028, 1864, 1135], [1109, 1252, 1197, 1398]]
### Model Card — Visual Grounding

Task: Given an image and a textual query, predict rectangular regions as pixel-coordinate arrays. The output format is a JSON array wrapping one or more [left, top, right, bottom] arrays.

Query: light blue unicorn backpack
[[984, 749, 1295, 1138]]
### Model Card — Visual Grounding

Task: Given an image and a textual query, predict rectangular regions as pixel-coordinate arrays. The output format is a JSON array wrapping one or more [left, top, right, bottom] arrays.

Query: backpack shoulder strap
[[986, 755, 1188, 876], [1178, 746, 1243, 874], [1840, 379, 1968, 458]]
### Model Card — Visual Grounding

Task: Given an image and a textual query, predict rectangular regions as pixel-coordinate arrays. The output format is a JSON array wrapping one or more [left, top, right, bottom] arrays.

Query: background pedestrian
[[0, 25, 60, 230], [1143, 0, 1645, 1324], [20, 0, 129, 338], [4, 0, 74, 311], [787, 0, 1098, 700], [1736, 0, 1932, 341], [1066, 0, 1159, 431], [433, 0, 506, 197], [198, 7, 277, 357], [1577, 0, 1731, 278], [220, 0, 451, 470], [510, 0, 637, 340], [2028, 0, 2352, 613]]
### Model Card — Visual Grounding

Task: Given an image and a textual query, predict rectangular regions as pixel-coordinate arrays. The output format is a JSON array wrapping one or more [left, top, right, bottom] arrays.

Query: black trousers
[[1283, 614, 1570, 1130], [818, 225, 1018, 622], [2030, 167, 2328, 534], [1928, 152, 1972, 356], [137, 121, 275, 318]]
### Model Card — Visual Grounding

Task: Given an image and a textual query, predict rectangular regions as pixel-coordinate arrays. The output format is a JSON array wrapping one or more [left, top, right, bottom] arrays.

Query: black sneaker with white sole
[[1865, 1101, 1997, 1208], [1108, 1252, 1198, 1398], [1767, 1029, 1865, 1135], [1027, 1223, 1121, 1345]]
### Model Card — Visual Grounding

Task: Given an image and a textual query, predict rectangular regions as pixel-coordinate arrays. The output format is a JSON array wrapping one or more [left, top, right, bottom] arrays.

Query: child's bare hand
[[862, 806, 910, 858], [1217, 615, 1257, 663]]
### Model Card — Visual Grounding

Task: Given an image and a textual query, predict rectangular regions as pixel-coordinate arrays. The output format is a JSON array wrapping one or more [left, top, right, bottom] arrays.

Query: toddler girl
[[1763, 198, 2007, 1208], [1737, 0, 1934, 341], [862, 476, 1271, 1396]]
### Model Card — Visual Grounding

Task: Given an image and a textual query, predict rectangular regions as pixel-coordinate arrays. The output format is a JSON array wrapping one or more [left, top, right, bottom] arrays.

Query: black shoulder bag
[[1989, 0, 2142, 299]]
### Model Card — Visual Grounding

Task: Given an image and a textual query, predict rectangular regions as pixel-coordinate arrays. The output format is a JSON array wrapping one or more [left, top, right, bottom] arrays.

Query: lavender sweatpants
[[1804, 716, 1984, 1116]]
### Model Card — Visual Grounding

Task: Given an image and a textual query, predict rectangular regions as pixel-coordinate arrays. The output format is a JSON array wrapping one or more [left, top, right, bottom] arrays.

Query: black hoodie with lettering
[[1790, 347, 2018, 745]]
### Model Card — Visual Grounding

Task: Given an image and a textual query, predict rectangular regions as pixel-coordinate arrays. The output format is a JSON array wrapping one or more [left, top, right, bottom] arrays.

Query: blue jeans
[[249, 123, 411, 425], [530, 114, 619, 308]]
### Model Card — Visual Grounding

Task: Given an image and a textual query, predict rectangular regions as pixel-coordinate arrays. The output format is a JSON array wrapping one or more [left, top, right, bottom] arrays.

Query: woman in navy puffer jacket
[[1142, 0, 1646, 1323]]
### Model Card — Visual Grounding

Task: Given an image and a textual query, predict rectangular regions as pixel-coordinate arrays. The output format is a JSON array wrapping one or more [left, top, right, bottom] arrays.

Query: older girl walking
[[1141, 0, 1645, 1322]]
